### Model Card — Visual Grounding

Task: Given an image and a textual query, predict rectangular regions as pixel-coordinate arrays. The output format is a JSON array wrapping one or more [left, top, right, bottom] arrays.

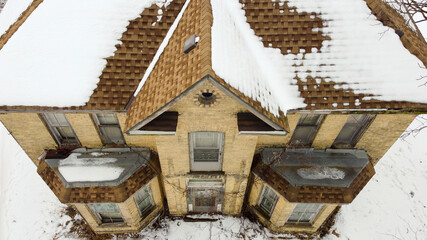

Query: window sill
[[251, 205, 272, 221], [97, 222, 128, 228], [139, 205, 157, 220], [188, 171, 225, 175], [284, 222, 313, 227]]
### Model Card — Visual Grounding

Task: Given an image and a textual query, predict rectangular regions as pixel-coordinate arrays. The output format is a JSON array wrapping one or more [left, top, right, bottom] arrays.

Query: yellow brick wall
[[74, 177, 164, 234], [65, 113, 102, 148], [0, 113, 56, 165], [117, 113, 157, 152], [312, 114, 348, 149], [255, 113, 300, 150], [247, 176, 337, 233], [156, 81, 258, 215], [356, 114, 417, 164]]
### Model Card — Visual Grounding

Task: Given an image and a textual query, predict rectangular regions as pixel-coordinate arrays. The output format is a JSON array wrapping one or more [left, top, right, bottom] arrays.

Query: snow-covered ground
[[1, 115, 427, 240]]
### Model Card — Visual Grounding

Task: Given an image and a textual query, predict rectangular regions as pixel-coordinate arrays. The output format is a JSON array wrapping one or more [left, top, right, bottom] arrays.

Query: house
[[0, 0, 426, 235]]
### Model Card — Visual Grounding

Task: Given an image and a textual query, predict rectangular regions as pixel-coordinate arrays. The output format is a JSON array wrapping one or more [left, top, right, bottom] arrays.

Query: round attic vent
[[194, 89, 220, 107]]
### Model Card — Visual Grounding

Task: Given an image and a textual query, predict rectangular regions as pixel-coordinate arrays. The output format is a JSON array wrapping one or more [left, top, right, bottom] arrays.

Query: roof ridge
[[0, 0, 43, 51], [364, 0, 427, 67]]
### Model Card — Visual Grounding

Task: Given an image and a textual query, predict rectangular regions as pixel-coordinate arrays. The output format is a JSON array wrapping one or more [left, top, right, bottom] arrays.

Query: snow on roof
[[211, 0, 427, 116], [0, 0, 172, 107], [58, 153, 124, 182], [0, 0, 33, 37], [285, 0, 427, 102], [211, 0, 305, 116]]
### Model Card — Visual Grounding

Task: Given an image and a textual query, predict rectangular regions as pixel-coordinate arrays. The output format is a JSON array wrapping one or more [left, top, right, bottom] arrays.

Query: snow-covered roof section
[[211, 0, 427, 115], [0, 0, 33, 36], [211, 0, 305, 116], [0, 0, 172, 107], [58, 153, 124, 182], [285, 0, 426, 102]]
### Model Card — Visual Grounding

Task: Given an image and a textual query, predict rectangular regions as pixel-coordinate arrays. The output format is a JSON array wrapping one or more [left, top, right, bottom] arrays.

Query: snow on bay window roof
[[0, 0, 174, 107]]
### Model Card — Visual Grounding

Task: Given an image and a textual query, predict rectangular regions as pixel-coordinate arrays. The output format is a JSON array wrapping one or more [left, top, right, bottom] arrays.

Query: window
[[41, 113, 80, 146], [134, 186, 154, 216], [332, 114, 375, 149], [89, 203, 124, 224], [258, 186, 278, 216], [93, 113, 125, 145], [287, 203, 323, 224], [290, 114, 324, 147], [189, 132, 224, 171]]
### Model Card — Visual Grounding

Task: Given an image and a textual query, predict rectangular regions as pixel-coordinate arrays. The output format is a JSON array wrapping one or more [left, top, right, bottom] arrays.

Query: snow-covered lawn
[[1, 116, 426, 240]]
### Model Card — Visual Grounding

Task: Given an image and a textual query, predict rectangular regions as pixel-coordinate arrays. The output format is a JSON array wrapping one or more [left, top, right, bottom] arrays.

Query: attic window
[[194, 89, 220, 107]]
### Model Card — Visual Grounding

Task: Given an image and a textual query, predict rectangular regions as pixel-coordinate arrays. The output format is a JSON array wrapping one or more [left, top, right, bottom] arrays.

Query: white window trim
[[92, 113, 125, 145], [258, 185, 279, 216], [286, 203, 324, 224], [133, 185, 155, 217], [88, 203, 125, 225], [41, 113, 80, 147], [189, 132, 224, 171]]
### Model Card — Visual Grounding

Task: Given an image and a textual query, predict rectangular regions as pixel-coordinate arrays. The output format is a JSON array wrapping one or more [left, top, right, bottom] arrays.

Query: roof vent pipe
[[183, 34, 200, 54]]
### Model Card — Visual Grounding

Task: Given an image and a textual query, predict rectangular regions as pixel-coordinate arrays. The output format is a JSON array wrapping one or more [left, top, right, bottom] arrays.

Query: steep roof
[[124, 0, 289, 132], [0, 0, 426, 123], [0, 0, 186, 110], [219, 0, 427, 112]]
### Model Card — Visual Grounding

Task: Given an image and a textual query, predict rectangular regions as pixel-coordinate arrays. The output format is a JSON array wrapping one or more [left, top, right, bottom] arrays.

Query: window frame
[[92, 113, 125, 145], [290, 114, 324, 147], [332, 114, 375, 149], [189, 132, 224, 171], [88, 203, 125, 225], [133, 185, 154, 217], [286, 203, 324, 225], [257, 186, 279, 217], [41, 113, 80, 147]]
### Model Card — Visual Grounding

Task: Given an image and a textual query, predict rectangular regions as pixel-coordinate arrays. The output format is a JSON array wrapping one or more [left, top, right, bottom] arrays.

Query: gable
[[127, 77, 289, 134]]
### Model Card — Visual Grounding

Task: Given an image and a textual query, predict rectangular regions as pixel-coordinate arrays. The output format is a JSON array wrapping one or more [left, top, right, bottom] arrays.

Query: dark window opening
[[237, 112, 275, 132], [290, 114, 324, 147], [332, 114, 375, 149], [139, 112, 178, 132]]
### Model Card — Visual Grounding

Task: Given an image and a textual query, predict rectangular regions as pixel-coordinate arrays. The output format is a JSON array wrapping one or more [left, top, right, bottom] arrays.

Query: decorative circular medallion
[[194, 89, 220, 107]]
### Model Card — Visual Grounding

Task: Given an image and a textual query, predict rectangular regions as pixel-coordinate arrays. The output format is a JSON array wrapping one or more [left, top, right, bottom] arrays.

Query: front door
[[187, 180, 224, 213]]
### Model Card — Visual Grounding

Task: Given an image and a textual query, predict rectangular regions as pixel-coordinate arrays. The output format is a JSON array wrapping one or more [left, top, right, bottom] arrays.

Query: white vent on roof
[[184, 34, 199, 54]]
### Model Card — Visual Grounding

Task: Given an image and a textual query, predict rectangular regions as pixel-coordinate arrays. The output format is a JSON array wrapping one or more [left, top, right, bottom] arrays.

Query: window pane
[[56, 126, 75, 138], [44, 113, 68, 126], [194, 149, 219, 162], [99, 212, 122, 220], [287, 203, 323, 224], [90, 203, 119, 212], [335, 124, 358, 142], [96, 113, 118, 125], [43, 113, 79, 146], [259, 187, 278, 215], [100, 126, 124, 144], [299, 115, 320, 126], [194, 132, 219, 148], [291, 126, 316, 146], [134, 186, 153, 215], [89, 203, 124, 223], [333, 114, 374, 148]]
